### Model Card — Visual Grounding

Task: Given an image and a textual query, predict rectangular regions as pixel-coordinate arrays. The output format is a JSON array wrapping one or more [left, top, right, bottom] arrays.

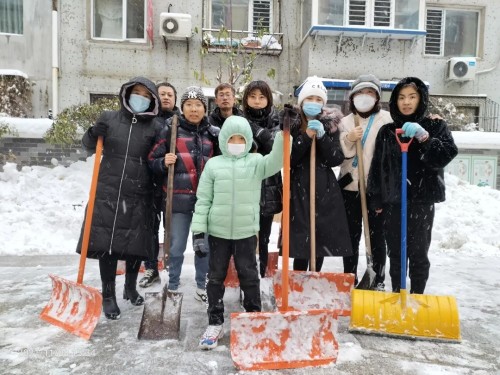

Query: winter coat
[[191, 116, 285, 240], [367, 77, 458, 209], [208, 106, 243, 128], [339, 110, 392, 191], [285, 106, 353, 258], [148, 115, 220, 214], [244, 106, 283, 216], [77, 76, 160, 260]]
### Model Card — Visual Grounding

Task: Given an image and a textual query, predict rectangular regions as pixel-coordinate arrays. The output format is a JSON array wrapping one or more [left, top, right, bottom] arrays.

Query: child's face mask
[[227, 143, 245, 156]]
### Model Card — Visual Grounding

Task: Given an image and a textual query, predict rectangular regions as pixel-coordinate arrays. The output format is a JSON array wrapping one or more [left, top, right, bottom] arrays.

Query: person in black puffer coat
[[208, 82, 243, 128], [241, 80, 283, 278], [139, 81, 182, 288], [148, 86, 220, 303], [367, 76, 458, 294], [76, 76, 160, 320]]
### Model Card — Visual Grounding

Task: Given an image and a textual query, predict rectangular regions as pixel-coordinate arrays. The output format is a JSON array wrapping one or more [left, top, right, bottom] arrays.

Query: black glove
[[89, 120, 107, 138], [193, 233, 208, 258], [279, 104, 297, 130]]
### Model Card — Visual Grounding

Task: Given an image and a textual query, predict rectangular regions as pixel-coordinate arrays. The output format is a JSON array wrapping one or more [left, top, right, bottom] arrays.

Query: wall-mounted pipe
[[52, 8, 59, 117]]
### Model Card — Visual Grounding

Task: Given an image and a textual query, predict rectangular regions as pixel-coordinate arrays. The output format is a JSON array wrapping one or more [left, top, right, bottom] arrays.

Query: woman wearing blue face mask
[[77, 77, 160, 320], [280, 76, 352, 272]]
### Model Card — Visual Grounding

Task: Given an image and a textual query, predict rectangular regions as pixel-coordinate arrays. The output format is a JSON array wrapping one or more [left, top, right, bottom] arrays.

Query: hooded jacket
[[367, 77, 458, 209], [191, 116, 285, 240], [208, 106, 243, 128], [77, 76, 160, 260]]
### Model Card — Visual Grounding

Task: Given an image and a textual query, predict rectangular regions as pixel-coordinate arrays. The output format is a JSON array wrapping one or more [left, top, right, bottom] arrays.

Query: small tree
[[44, 97, 120, 145], [429, 97, 478, 131]]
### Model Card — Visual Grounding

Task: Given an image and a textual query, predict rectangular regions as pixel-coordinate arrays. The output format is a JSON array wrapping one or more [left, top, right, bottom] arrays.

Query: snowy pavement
[[0, 252, 498, 375]]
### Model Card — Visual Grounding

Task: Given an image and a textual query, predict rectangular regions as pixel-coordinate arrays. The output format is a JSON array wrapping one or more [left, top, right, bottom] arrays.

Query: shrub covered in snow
[[0, 75, 32, 117]]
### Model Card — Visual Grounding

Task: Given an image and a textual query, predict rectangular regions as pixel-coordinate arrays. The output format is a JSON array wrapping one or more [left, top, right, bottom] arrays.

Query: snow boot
[[123, 272, 144, 306], [102, 281, 121, 320]]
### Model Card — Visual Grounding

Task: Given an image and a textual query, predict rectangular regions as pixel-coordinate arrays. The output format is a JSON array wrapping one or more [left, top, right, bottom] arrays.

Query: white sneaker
[[199, 325, 224, 350], [194, 288, 208, 303]]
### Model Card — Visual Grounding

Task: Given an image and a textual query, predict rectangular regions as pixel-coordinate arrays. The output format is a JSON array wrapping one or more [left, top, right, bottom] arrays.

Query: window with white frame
[[425, 7, 479, 57], [209, 0, 273, 32], [316, 0, 421, 29], [92, 0, 146, 40], [0, 0, 23, 35]]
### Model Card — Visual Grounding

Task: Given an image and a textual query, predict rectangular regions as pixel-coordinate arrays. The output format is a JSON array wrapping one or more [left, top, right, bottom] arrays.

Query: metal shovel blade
[[230, 309, 339, 371], [273, 270, 355, 317], [40, 274, 102, 341], [137, 289, 183, 340]]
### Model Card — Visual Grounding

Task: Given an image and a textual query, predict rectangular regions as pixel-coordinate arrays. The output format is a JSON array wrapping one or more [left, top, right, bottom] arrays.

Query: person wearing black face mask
[[338, 74, 392, 291], [241, 80, 282, 278]]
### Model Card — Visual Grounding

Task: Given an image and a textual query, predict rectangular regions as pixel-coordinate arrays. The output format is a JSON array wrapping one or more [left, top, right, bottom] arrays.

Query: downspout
[[52, 2, 59, 117]]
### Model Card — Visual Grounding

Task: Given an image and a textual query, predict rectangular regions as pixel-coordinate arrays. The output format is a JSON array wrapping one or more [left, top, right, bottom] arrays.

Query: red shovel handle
[[395, 128, 413, 152], [77, 136, 103, 285], [281, 109, 291, 311]]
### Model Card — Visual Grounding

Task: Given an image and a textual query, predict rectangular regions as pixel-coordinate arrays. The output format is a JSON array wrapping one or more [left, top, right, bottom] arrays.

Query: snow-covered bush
[[429, 97, 478, 131], [44, 97, 119, 145], [0, 75, 32, 117]]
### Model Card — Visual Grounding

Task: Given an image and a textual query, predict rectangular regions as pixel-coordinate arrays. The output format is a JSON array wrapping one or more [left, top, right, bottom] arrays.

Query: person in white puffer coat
[[338, 74, 392, 290]]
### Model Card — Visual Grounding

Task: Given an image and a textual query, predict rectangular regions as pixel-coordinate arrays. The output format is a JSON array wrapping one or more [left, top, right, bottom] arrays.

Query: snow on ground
[[0, 153, 500, 374]]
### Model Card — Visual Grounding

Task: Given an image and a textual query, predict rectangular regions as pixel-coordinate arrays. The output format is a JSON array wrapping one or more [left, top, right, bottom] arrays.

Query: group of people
[[76, 72, 457, 349]]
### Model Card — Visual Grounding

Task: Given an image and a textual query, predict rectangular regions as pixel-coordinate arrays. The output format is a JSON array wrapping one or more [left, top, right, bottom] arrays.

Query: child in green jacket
[[191, 115, 288, 350]]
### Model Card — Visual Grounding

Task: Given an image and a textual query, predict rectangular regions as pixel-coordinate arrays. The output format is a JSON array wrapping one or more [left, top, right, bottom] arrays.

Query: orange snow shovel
[[40, 137, 104, 340], [350, 129, 461, 342], [230, 109, 339, 371], [273, 134, 355, 317]]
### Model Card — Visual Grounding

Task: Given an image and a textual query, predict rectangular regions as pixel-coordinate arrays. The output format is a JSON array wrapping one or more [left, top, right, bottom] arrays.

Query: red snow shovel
[[230, 110, 339, 371], [40, 137, 104, 340], [273, 134, 355, 317]]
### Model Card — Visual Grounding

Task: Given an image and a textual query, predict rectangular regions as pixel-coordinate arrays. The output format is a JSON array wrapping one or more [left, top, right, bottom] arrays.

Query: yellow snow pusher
[[349, 129, 461, 342], [230, 110, 339, 371], [40, 137, 104, 340]]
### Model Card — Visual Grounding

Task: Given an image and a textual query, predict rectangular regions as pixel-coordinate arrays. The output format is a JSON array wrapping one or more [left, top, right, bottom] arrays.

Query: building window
[[0, 0, 23, 35], [92, 0, 145, 41], [209, 0, 273, 33], [314, 0, 421, 29], [425, 8, 479, 57]]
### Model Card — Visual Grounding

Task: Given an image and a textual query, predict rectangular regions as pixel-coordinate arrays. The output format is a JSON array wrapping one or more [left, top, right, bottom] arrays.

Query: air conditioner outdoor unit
[[159, 13, 192, 39], [447, 57, 477, 81]]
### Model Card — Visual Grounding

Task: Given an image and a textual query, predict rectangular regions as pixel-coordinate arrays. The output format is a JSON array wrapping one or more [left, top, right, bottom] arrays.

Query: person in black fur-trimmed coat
[[241, 80, 283, 278], [367, 76, 458, 294], [282, 77, 353, 271], [76, 76, 160, 320]]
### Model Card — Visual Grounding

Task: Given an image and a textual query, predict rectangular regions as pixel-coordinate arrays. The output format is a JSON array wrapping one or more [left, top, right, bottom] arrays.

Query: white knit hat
[[297, 76, 328, 106]]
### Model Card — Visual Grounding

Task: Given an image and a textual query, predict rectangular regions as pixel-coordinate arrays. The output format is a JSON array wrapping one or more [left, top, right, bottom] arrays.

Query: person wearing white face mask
[[190, 115, 289, 349], [338, 74, 392, 291]]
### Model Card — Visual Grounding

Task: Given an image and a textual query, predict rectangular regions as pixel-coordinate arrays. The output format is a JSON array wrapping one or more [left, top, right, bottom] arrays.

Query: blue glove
[[307, 119, 325, 138], [193, 233, 208, 258], [402, 122, 428, 141]]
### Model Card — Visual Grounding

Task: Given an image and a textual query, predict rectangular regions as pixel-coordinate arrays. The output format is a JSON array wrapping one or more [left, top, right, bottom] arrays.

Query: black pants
[[293, 257, 324, 271], [258, 213, 274, 278], [383, 203, 434, 294], [342, 190, 387, 284], [206, 235, 261, 325], [99, 254, 141, 282]]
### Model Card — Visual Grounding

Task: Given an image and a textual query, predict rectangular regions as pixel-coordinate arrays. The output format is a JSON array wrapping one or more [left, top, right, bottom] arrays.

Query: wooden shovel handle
[[310, 135, 316, 272], [77, 136, 103, 285], [163, 115, 178, 268]]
